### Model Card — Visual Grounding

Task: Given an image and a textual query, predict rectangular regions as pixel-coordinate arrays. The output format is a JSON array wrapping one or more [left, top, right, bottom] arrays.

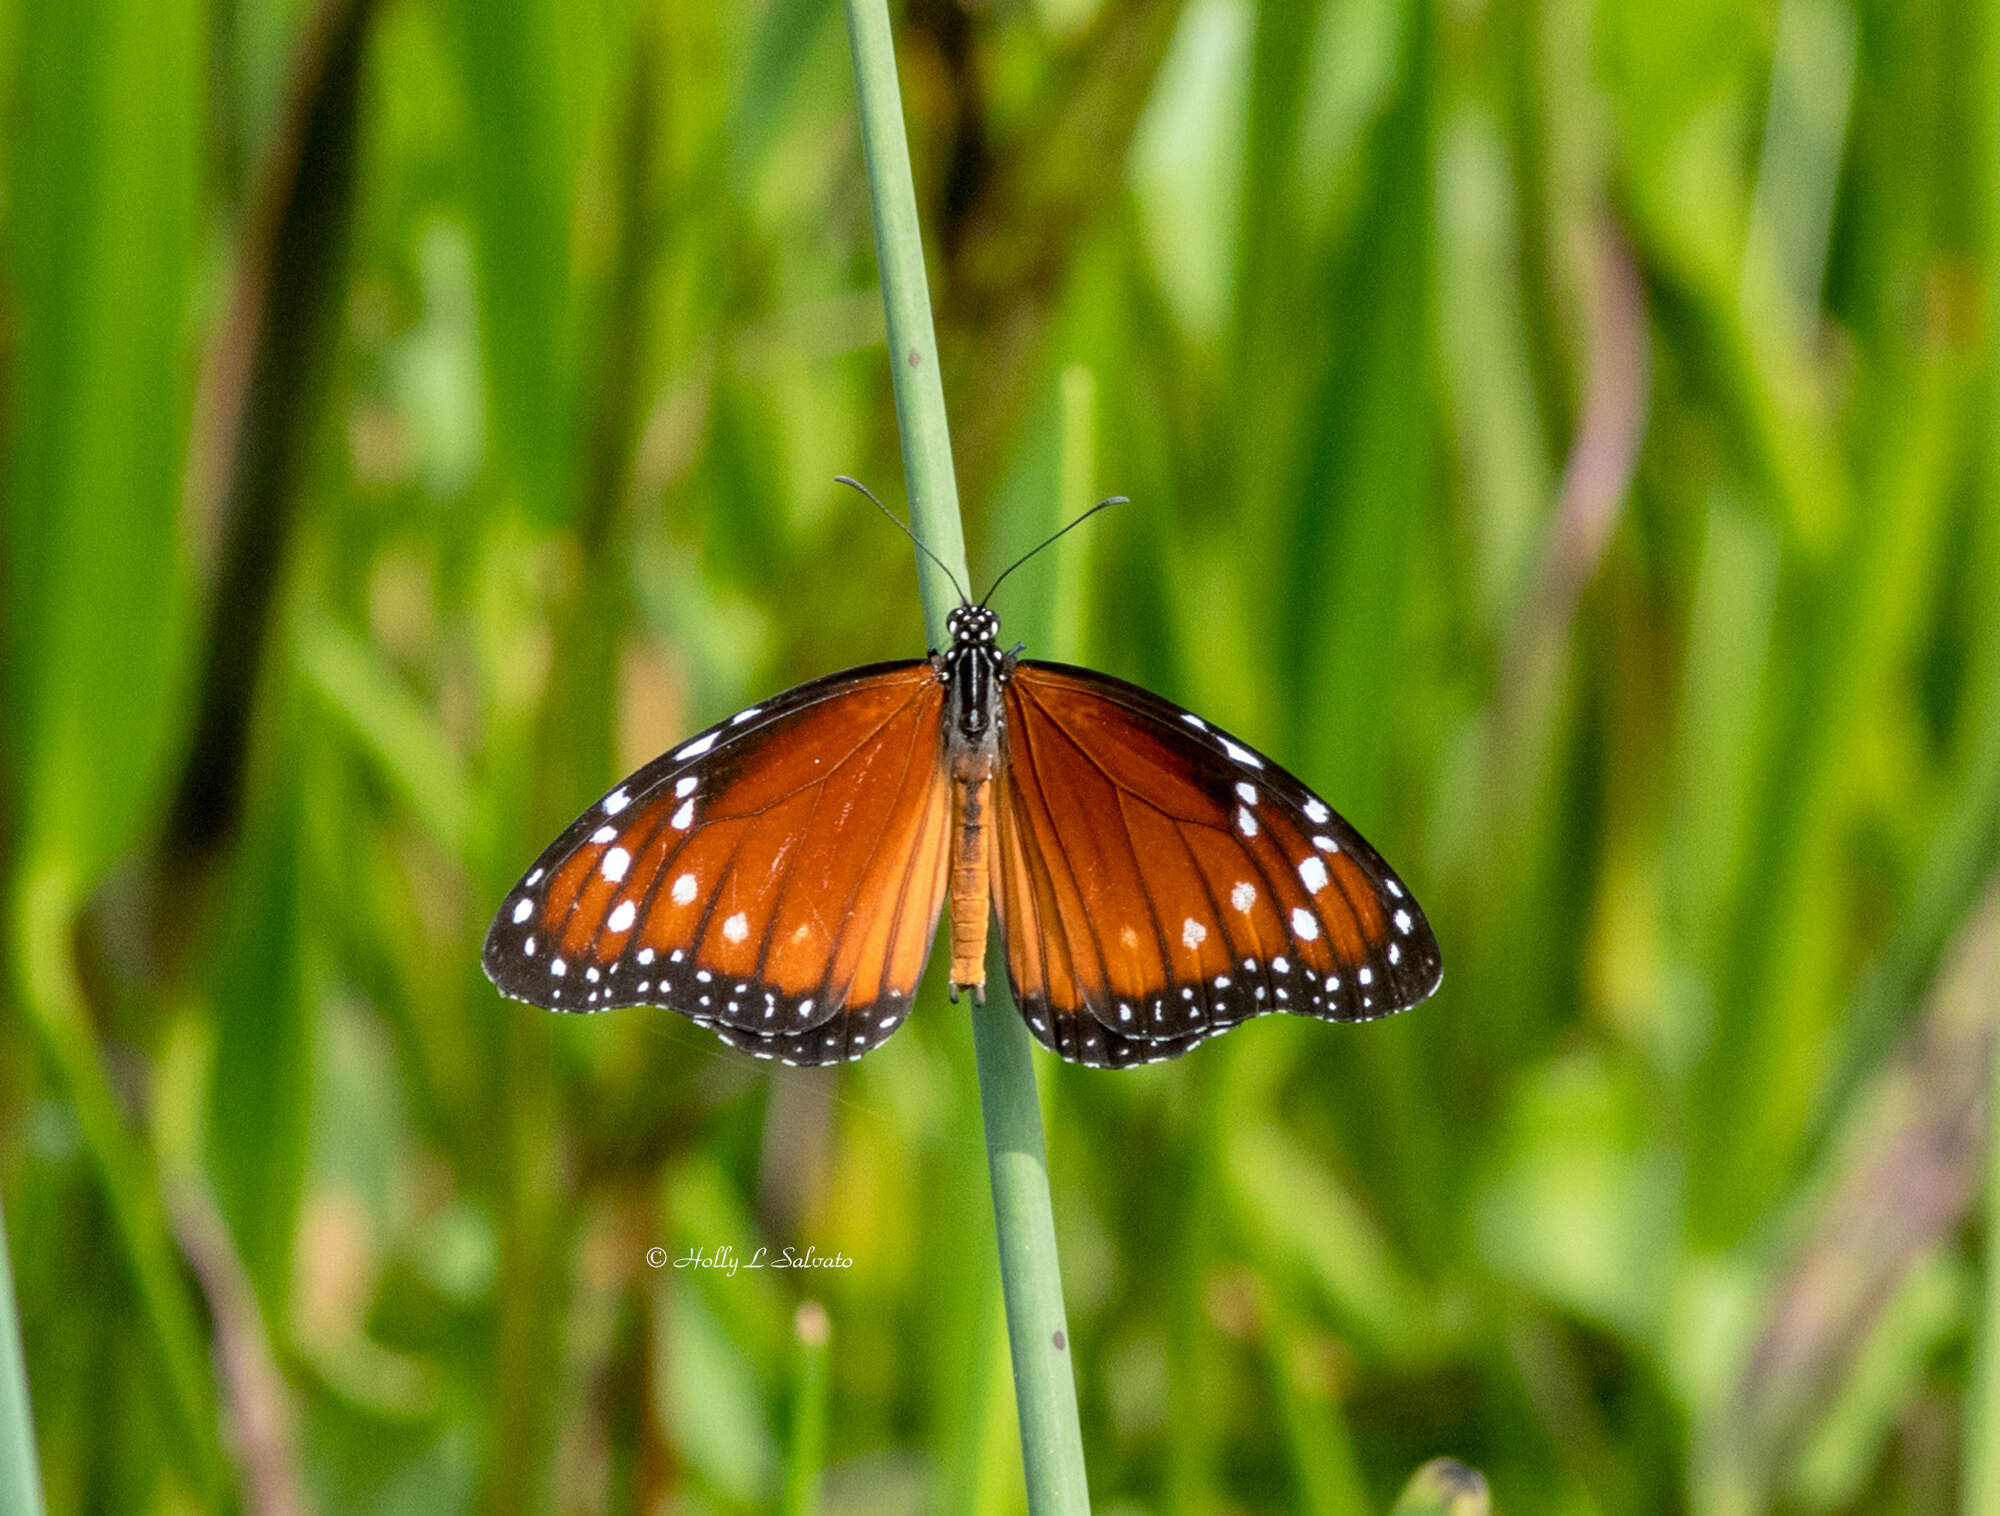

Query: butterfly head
[[945, 605, 1001, 652]]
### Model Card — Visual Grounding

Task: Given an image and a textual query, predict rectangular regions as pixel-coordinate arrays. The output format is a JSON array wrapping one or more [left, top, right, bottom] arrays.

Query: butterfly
[[483, 487, 1441, 1068]]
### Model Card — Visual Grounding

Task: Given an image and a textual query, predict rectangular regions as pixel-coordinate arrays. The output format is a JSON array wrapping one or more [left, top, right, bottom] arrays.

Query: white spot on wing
[[671, 800, 695, 830], [1181, 918, 1207, 951], [525, 868, 543, 886], [601, 848, 631, 883], [1230, 881, 1256, 913], [1314, 835, 1339, 853], [591, 825, 616, 844], [1290, 908, 1319, 941], [637, 948, 655, 965], [551, 958, 568, 977], [1394, 909, 1412, 934], [1220, 738, 1263, 768], [1298, 856, 1329, 893], [1237, 807, 1258, 837], [730, 706, 763, 726], [1235, 781, 1258, 804], [512, 898, 533, 924], [1358, 967, 1373, 985], [603, 789, 630, 815], [671, 873, 697, 906], [1181, 712, 1207, 730], [1303, 799, 1330, 824], [1386, 879, 1405, 898], [608, 901, 636, 933], [675, 775, 698, 798], [722, 912, 749, 944], [675, 731, 719, 761]]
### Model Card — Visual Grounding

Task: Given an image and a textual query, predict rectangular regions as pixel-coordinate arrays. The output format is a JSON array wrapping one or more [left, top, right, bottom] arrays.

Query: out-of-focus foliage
[[1, 0, 1997, 1511]]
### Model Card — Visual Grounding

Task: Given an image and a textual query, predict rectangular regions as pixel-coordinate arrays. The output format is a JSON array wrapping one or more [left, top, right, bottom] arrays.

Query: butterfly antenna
[[835, 475, 971, 606], [977, 495, 1127, 609]]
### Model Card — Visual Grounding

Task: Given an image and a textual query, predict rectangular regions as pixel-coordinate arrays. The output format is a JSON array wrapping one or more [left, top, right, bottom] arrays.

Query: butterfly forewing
[[483, 661, 952, 1065], [992, 661, 1440, 1066]]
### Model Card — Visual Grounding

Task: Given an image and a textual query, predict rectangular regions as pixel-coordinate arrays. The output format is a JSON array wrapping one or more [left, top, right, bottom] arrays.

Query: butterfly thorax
[[939, 605, 1010, 1001], [940, 604, 1008, 745]]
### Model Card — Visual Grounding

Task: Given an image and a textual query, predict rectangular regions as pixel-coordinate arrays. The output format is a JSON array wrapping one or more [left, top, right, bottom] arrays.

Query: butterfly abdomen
[[948, 754, 994, 1000]]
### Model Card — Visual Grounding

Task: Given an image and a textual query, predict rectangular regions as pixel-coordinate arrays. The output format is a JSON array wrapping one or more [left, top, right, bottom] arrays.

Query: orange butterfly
[[485, 493, 1441, 1067]]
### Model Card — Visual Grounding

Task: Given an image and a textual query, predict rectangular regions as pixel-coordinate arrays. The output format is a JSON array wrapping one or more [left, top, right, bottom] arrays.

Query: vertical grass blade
[[5, 0, 200, 888], [842, 1, 1090, 1507], [204, 719, 310, 1303], [1046, 364, 1099, 665], [0, 1202, 45, 1516], [3, 0, 223, 1493], [1283, 0, 1445, 1262], [5, 876, 222, 1493], [169, 0, 374, 868], [1964, 894, 2000, 1516], [449, 0, 573, 524], [1963, 11, 2000, 1495], [1265, 1287, 1371, 1516], [1971, 1002, 2000, 1514], [781, 1301, 831, 1516], [178, 0, 376, 1320]]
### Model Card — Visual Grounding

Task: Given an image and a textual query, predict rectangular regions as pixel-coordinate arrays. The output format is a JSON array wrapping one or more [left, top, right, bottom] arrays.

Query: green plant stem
[[841, 2, 1090, 1509], [970, 948, 1089, 1512], [842, 0, 970, 623], [0, 1197, 45, 1516], [782, 1302, 831, 1516]]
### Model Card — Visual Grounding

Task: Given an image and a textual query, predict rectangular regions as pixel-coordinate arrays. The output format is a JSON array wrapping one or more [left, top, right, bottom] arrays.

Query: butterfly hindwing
[[993, 661, 1440, 1067], [482, 660, 951, 1065]]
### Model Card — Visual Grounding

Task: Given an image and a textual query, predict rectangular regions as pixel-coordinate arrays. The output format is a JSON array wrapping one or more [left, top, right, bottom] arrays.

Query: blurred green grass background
[[3, 0, 1999, 1511]]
